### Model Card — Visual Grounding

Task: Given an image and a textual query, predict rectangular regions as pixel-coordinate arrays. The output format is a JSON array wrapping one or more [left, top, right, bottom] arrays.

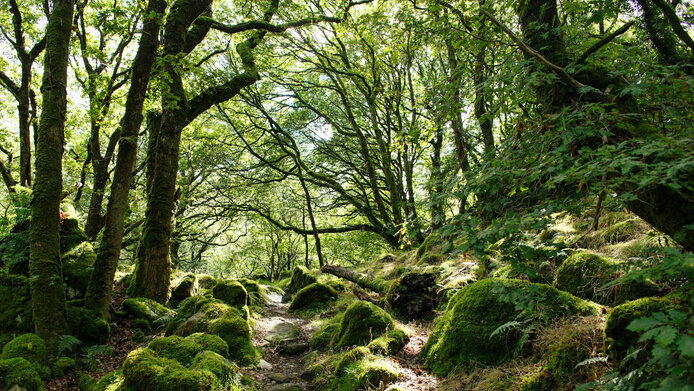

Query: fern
[[85, 344, 113, 356], [58, 335, 82, 356], [490, 320, 522, 339], [575, 356, 609, 368]]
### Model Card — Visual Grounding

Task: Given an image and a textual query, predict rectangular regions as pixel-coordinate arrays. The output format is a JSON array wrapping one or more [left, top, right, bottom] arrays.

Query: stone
[[265, 319, 302, 342], [269, 372, 292, 383], [258, 359, 273, 370], [269, 383, 303, 391], [278, 341, 310, 356]]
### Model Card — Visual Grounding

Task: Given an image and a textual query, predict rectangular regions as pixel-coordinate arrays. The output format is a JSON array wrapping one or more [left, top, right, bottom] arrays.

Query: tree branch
[[576, 21, 635, 64]]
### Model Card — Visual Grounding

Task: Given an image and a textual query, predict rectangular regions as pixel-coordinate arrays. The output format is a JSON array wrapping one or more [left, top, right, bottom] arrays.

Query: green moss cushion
[[122, 348, 218, 391], [148, 333, 228, 366], [288, 283, 338, 312], [285, 266, 317, 295], [212, 280, 248, 308], [335, 301, 395, 349], [421, 278, 601, 376], [1, 334, 46, 364], [0, 357, 45, 391]]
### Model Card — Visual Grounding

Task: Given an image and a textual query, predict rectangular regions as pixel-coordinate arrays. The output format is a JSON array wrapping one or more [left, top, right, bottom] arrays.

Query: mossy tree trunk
[[84, 0, 168, 318], [29, 0, 74, 354]]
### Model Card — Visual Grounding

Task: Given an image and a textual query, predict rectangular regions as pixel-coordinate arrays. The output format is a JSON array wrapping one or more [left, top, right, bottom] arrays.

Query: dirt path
[[245, 292, 317, 391]]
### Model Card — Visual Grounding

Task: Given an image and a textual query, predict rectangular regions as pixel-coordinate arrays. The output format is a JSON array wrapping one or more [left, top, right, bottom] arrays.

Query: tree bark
[[320, 264, 388, 293], [29, 0, 74, 354], [84, 0, 168, 318]]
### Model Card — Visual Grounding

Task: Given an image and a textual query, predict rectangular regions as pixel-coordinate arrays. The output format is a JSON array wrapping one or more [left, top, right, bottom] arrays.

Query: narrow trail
[[245, 292, 317, 391]]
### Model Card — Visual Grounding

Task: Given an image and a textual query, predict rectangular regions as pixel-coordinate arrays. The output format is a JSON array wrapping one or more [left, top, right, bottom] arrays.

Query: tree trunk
[[29, 0, 74, 354], [429, 126, 445, 230], [298, 166, 324, 267], [320, 264, 388, 293], [84, 0, 167, 317]]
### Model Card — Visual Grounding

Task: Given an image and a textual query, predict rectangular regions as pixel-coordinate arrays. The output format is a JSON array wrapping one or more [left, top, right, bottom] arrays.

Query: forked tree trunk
[[29, 0, 74, 353]]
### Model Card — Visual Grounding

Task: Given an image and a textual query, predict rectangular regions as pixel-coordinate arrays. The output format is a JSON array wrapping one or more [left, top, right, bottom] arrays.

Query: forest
[[0, 0, 692, 390]]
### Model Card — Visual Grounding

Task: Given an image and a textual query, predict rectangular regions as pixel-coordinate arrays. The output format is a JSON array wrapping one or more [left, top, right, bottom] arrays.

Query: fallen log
[[320, 264, 389, 293]]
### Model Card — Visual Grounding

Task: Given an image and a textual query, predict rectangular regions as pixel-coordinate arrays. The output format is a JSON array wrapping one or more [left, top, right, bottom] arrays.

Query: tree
[[29, 0, 74, 353]]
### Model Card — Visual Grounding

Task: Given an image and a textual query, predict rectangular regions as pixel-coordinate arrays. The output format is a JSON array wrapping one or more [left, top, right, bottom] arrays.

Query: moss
[[604, 294, 686, 362], [60, 218, 90, 253], [1, 334, 47, 364], [288, 283, 338, 313], [148, 333, 228, 366], [416, 232, 442, 259], [62, 242, 96, 299], [122, 348, 218, 391], [599, 219, 646, 243], [191, 350, 238, 383], [519, 370, 553, 391], [123, 297, 175, 323], [67, 306, 110, 345], [236, 278, 268, 307], [0, 273, 33, 334], [197, 275, 217, 290], [310, 313, 343, 350], [285, 266, 317, 294], [335, 301, 395, 349], [167, 296, 215, 334], [554, 250, 658, 305], [132, 319, 152, 333], [208, 315, 259, 366], [93, 370, 125, 391], [212, 280, 248, 308], [334, 349, 399, 391], [172, 273, 197, 301], [52, 357, 77, 377], [367, 329, 410, 356], [0, 357, 45, 391], [421, 278, 600, 376]]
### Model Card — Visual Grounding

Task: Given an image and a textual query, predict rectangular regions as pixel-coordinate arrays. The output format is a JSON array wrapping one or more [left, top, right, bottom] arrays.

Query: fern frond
[[58, 335, 82, 356], [490, 320, 522, 338]]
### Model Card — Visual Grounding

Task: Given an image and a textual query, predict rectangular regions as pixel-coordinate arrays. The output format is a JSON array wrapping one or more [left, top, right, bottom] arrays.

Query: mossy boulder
[[67, 306, 110, 345], [60, 217, 90, 253], [421, 278, 601, 376], [122, 348, 218, 391], [93, 370, 125, 391], [367, 329, 410, 356], [197, 275, 217, 290], [604, 294, 687, 362], [334, 347, 399, 391], [236, 278, 268, 307], [212, 280, 248, 308], [148, 333, 228, 366], [288, 283, 338, 313], [62, 242, 96, 299], [52, 357, 77, 377], [335, 301, 395, 349], [519, 370, 553, 391], [0, 357, 45, 391], [123, 297, 175, 325], [554, 251, 658, 305], [283, 266, 317, 300], [0, 273, 33, 334], [172, 273, 197, 301], [1, 334, 46, 364], [416, 232, 442, 260], [310, 313, 343, 350], [167, 297, 258, 366], [191, 350, 239, 383]]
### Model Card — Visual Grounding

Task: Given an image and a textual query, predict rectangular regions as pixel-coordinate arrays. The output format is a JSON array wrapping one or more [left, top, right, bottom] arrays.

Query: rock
[[258, 359, 273, 370], [213, 280, 248, 308], [269, 383, 303, 391], [334, 301, 394, 349], [278, 340, 310, 355], [385, 271, 438, 320], [288, 283, 337, 313], [171, 273, 196, 301], [281, 266, 317, 302], [269, 372, 292, 383], [265, 319, 302, 342]]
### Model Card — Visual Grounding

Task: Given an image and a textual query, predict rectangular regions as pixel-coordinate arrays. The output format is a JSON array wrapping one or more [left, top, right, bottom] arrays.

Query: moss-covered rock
[[367, 329, 410, 356], [212, 280, 248, 308], [284, 266, 317, 296], [122, 297, 176, 323], [519, 370, 553, 391], [191, 350, 238, 383], [604, 294, 687, 362], [0, 357, 45, 391], [333, 347, 399, 391], [67, 306, 110, 345], [62, 242, 96, 299], [416, 232, 442, 260], [93, 370, 125, 391], [335, 301, 395, 349], [52, 356, 77, 377], [236, 278, 268, 307], [421, 278, 601, 376], [132, 319, 152, 333], [197, 275, 217, 290], [172, 273, 197, 301], [148, 333, 228, 366], [310, 313, 343, 350], [385, 272, 438, 320], [1, 334, 47, 364], [208, 314, 259, 366], [60, 218, 90, 253], [122, 348, 218, 391], [554, 251, 658, 305], [0, 273, 33, 334], [288, 283, 338, 313]]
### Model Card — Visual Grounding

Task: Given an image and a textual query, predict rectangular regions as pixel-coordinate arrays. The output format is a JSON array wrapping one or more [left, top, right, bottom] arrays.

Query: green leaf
[[654, 326, 679, 346], [676, 334, 694, 358], [628, 316, 661, 331]]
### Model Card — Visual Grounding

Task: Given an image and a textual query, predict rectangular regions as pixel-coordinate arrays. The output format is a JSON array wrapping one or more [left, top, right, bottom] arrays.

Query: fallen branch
[[320, 264, 389, 293]]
